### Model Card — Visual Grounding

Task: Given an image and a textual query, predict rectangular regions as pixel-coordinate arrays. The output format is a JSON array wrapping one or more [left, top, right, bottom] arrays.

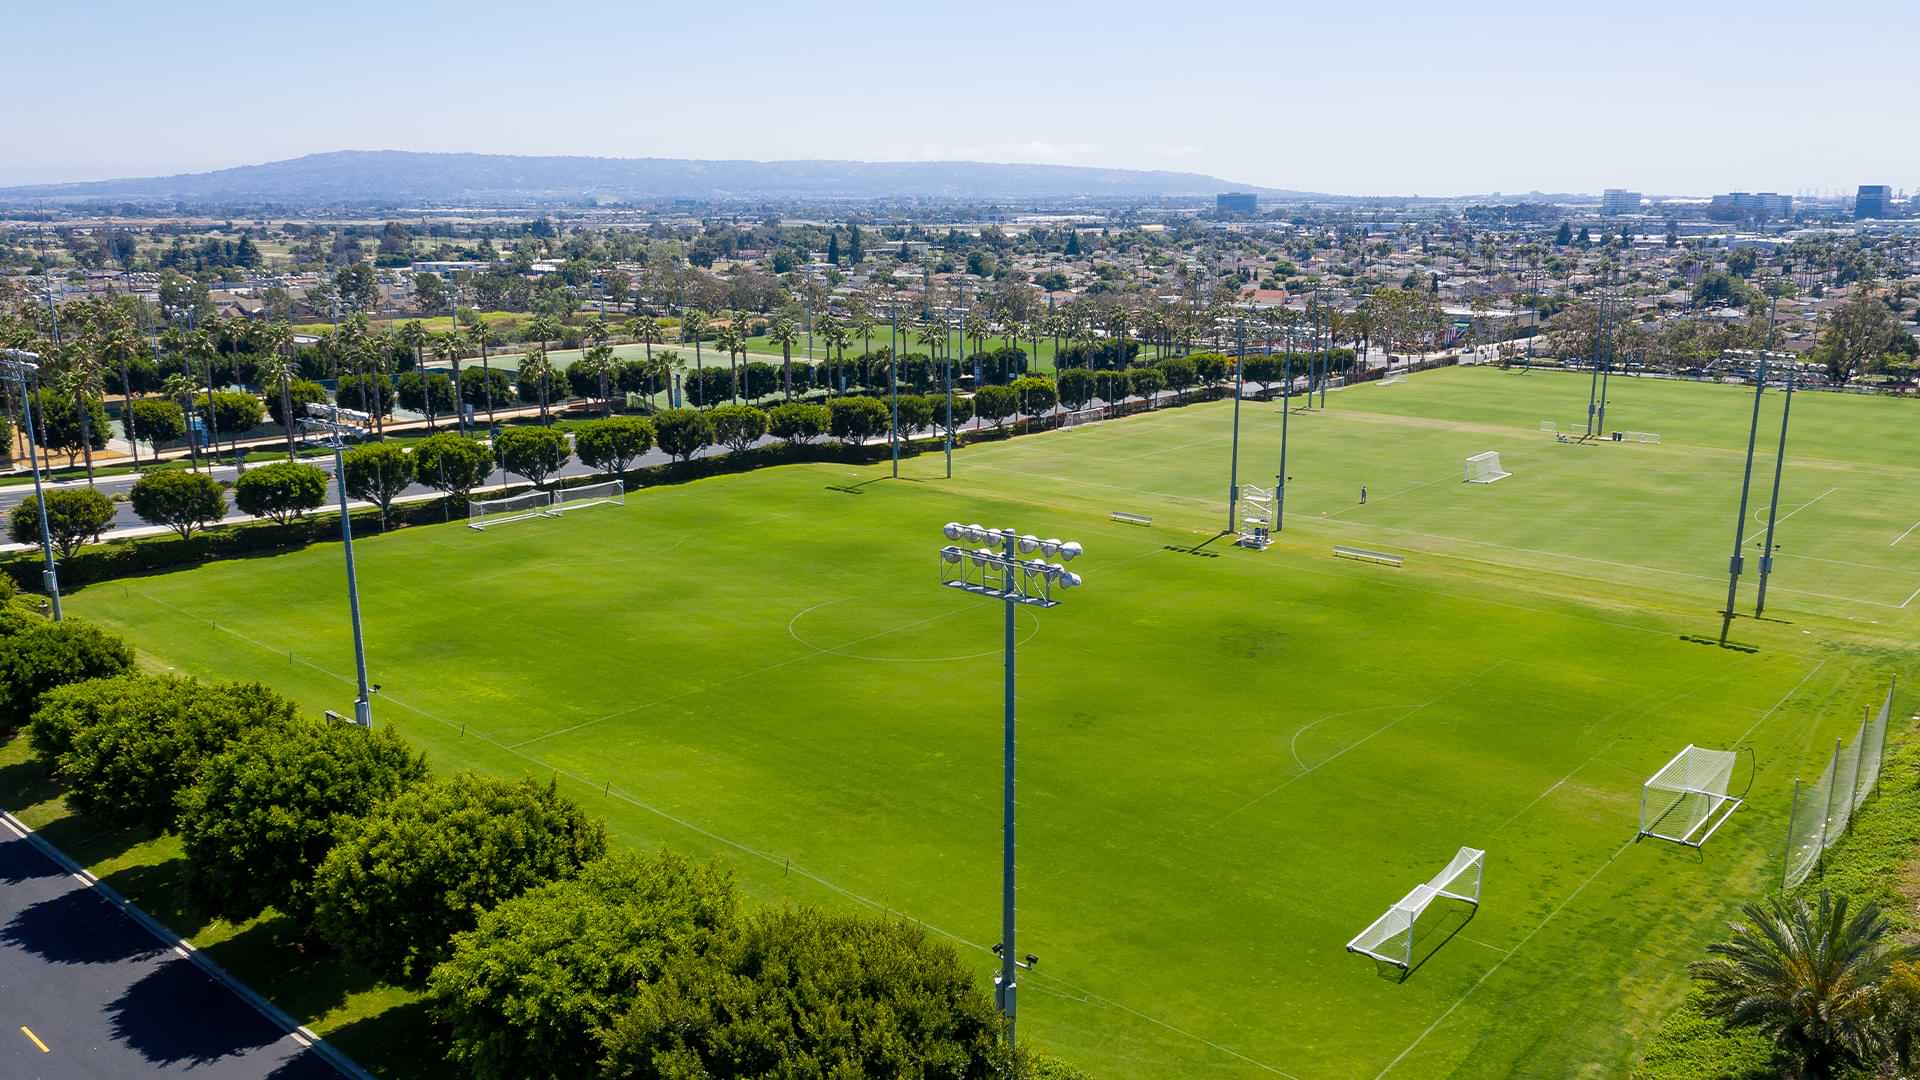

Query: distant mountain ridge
[[0, 151, 1316, 206]]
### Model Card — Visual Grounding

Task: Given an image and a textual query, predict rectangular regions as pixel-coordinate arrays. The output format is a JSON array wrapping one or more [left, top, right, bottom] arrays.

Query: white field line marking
[[1894, 520, 1920, 547], [1288, 705, 1414, 772], [1747, 487, 1838, 542], [1374, 840, 1634, 1078], [1735, 659, 1827, 746], [1323, 443, 1558, 520], [132, 587, 1297, 1080], [1205, 660, 1509, 831], [1903, 585, 1920, 610]]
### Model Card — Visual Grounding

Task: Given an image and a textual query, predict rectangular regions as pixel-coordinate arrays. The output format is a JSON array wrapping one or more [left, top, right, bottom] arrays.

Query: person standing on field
[[1360, 485, 1367, 504]]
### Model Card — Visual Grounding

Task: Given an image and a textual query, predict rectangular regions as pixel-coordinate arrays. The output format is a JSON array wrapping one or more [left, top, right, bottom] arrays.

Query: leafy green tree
[[313, 773, 608, 986], [411, 433, 494, 504], [127, 398, 187, 455], [766, 402, 829, 445], [4, 621, 134, 732], [572, 417, 655, 476], [1188, 352, 1229, 385], [934, 392, 974, 436], [972, 384, 1018, 430], [1691, 891, 1918, 1078], [1128, 365, 1166, 404], [195, 390, 266, 449], [264, 378, 330, 428], [650, 408, 715, 462], [1156, 356, 1198, 401], [707, 404, 768, 453], [428, 850, 738, 1080], [129, 468, 227, 539], [37, 393, 111, 467], [1012, 375, 1057, 418], [893, 393, 935, 438], [684, 366, 733, 408], [1817, 293, 1907, 384], [494, 427, 570, 487], [396, 371, 457, 417], [827, 396, 890, 443], [460, 366, 514, 412], [1057, 368, 1096, 412], [600, 906, 1012, 1078], [233, 461, 328, 524], [342, 442, 415, 528], [50, 674, 300, 832], [335, 373, 395, 418], [178, 716, 428, 924], [9, 488, 114, 558]]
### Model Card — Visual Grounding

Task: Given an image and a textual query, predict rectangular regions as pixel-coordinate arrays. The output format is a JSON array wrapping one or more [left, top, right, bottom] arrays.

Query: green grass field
[[60, 366, 1920, 1077]]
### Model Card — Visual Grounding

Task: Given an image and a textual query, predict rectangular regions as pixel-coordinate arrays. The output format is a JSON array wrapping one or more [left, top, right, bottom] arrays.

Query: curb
[[0, 810, 376, 1080]]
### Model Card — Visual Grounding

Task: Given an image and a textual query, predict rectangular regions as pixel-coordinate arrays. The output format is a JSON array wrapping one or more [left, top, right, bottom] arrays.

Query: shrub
[[52, 675, 299, 832], [494, 427, 569, 487], [313, 773, 607, 986], [129, 468, 227, 539], [265, 378, 330, 427], [766, 402, 829, 445], [706, 404, 768, 453], [894, 394, 936, 437], [573, 417, 656, 475], [429, 851, 738, 1080], [335, 373, 395, 418], [8, 488, 115, 558], [179, 717, 428, 924], [827, 396, 889, 443], [342, 442, 416, 525], [651, 408, 715, 462], [127, 398, 187, 453], [232, 461, 329, 524], [0, 618, 134, 729], [1012, 375, 1058, 416], [973, 384, 1018, 429], [411, 433, 495, 503]]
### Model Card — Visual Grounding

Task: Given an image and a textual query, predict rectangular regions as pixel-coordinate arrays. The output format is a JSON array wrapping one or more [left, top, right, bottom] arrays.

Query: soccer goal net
[[1464, 451, 1510, 484], [553, 480, 625, 513], [1639, 745, 1746, 847], [1782, 677, 1895, 889], [468, 490, 556, 531], [1347, 847, 1485, 969], [1060, 406, 1109, 429]]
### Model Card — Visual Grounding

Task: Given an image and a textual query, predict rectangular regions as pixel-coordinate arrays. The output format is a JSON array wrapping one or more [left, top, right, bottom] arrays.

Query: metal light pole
[[889, 299, 900, 478], [1277, 353, 1291, 532], [1755, 367, 1796, 617], [303, 402, 375, 727], [936, 523, 1086, 1044], [0, 350, 61, 620], [1226, 316, 1246, 534], [1720, 359, 1770, 643]]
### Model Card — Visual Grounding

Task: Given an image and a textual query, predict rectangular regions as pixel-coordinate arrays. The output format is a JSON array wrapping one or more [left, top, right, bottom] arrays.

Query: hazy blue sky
[[5, 0, 1913, 196]]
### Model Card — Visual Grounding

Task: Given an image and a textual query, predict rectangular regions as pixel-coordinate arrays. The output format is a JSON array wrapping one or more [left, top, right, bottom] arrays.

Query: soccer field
[[66, 366, 1919, 1077]]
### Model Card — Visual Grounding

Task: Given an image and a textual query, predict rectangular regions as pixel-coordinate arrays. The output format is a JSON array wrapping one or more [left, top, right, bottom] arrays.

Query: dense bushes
[[178, 718, 427, 924], [0, 617, 133, 728], [233, 461, 329, 524], [130, 468, 228, 539], [8, 488, 116, 558], [312, 773, 608, 986]]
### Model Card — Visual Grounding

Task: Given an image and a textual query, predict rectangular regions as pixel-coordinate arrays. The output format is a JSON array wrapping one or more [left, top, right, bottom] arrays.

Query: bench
[[1333, 545, 1403, 567], [1111, 511, 1153, 527]]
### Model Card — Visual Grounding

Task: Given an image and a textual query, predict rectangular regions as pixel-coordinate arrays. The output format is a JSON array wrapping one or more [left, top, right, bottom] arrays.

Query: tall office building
[[1216, 192, 1258, 217], [1855, 185, 1893, 219], [1601, 189, 1642, 214], [1707, 192, 1793, 221]]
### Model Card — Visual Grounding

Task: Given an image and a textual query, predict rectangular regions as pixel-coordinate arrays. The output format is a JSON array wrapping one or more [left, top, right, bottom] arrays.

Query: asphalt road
[[0, 825, 338, 1079]]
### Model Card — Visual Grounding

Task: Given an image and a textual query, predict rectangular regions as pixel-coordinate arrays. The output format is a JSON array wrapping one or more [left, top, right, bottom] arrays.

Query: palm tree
[[713, 318, 745, 403], [433, 332, 464, 433], [650, 349, 682, 409], [161, 372, 199, 466], [821, 319, 850, 395], [522, 344, 555, 426], [850, 304, 876, 362], [630, 315, 662, 363], [399, 320, 433, 431], [181, 326, 223, 456], [98, 313, 143, 467], [468, 322, 498, 424], [579, 344, 616, 416], [257, 319, 299, 459], [766, 315, 799, 401], [1691, 891, 1918, 1078], [681, 309, 709, 383]]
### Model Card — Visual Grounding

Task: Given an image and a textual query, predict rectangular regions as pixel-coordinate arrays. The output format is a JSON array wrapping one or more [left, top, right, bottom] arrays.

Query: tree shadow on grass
[[315, 999, 448, 1080], [96, 858, 216, 939], [0, 753, 63, 812], [198, 912, 391, 1024]]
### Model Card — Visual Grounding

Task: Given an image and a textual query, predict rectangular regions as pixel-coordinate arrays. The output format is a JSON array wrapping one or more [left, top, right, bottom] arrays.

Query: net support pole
[[1719, 359, 1769, 643], [1814, 738, 1841, 873], [1754, 369, 1795, 617], [1850, 709, 1869, 807], [1781, 778, 1802, 892]]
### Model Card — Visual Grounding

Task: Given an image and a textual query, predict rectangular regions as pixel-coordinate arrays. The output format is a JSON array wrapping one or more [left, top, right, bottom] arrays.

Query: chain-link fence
[[1782, 676, 1896, 890]]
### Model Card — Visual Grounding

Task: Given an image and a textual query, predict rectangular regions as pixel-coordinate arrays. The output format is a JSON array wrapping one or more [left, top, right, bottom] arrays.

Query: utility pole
[[0, 351, 62, 620], [1276, 353, 1290, 532], [1227, 317, 1245, 534]]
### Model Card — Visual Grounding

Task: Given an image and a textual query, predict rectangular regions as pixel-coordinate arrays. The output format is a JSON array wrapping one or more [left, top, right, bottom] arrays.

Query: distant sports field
[[69, 366, 1919, 1077]]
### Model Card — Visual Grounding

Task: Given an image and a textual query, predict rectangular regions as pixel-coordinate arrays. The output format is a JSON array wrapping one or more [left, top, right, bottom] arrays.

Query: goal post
[[552, 480, 626, 513], [468, 490, 556, 531], [1639, 745, 1746, 847], [1059, 406, 1110, 429], [1346, 846, 1485, 970], [1464, 451, 1510, 484]]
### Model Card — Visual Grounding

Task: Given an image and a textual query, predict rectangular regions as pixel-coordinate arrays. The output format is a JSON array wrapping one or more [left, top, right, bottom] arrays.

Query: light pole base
[[353, 698, 373, 729]]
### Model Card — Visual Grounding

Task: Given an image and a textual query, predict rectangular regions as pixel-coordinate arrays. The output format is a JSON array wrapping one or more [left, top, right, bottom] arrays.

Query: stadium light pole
[[1226, 316, 1246, 534], [303, 402, 376, 728], [1276, 352, 1291, 532], [1754, 359, 1797, 618], [0, 350, 62, 620], [1719, 358, 1770, 644], [935, 523, 1085, 1044]]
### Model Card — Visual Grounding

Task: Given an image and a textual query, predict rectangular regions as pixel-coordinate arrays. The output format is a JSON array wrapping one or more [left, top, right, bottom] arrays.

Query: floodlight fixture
[[1038, 538, 1062, 558], [1058, 541, 1083, 562], [1017, 534, 1041, 554], [941, 545, 964, 564], [944, 521, 964, 540]]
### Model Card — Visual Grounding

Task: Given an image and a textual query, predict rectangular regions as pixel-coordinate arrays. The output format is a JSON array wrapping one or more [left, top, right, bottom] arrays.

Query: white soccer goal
[[1060, 406, 1109, 429], [468, 490, 556, 531], [552, 480, 625, 513], [1236, 485, 1274, 550], [1619, 431, 1662, 444], [1464, 451, 1510, 484], [1539, 420, 1558, 434], [1639, 745, 1746, 847], [1378, 375, 1405, 387], [1347, 847, 1485, 970]]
